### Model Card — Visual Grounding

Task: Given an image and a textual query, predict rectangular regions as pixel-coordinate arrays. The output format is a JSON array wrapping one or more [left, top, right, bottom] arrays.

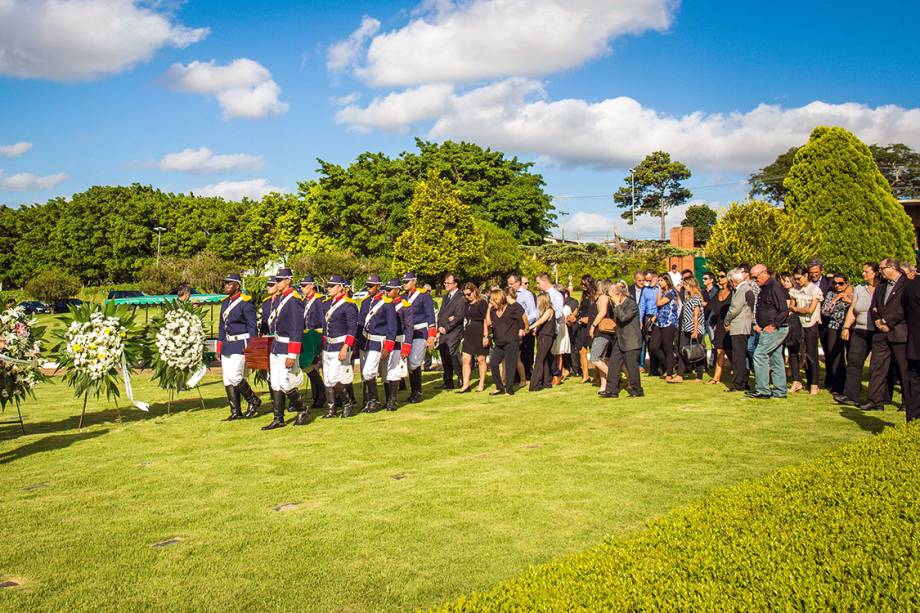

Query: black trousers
[[868, 336, 909, 406], [677, 331, 705, 379], [650, 326, 676, 376], [787, 342, 802, 383], [801, 325, 820, 387], [604, 345, 641, 395], [730, 334, 750, 390], [530, 334, 555, 390], [519, 333, 535, 380], [818, 323, 830, 387], [825, 328, 848, 394], [490, 341, 521, 395], [905, 359, 920, 422], [437, 338, 462, 387], [844, 329, 873, 403]]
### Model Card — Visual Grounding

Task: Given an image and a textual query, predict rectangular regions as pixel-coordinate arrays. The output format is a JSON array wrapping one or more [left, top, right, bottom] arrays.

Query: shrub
[[25, 268, 82, 304], [706, 199, 814, 273], [288, 250, 390, 288], [784, 126, 915, 278], [440, 424, 920, 611], [136, 252, 238, 295]]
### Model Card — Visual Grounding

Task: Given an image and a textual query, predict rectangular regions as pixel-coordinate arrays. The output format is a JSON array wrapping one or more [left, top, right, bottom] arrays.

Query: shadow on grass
[[839, 407, 895, 434], [0, 429, 108, 464]]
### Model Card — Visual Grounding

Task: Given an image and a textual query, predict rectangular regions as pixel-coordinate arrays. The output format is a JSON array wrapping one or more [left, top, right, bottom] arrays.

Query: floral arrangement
[[55, 301, 145, 405], [0, 306, 47, 410], [149, 300, 207, 391]]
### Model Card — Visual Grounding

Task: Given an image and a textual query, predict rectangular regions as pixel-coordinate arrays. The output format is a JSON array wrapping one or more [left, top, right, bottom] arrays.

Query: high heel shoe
[[456, 387, 471, 394]]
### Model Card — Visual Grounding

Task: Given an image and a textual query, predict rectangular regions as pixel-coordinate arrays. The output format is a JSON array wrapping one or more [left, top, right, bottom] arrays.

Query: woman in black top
[[459, 282, 488, 393], [529, 293, 557, 391], [576, 275, 596, 383], [706, 271, 733, 385], [486, 287, 526, 395]]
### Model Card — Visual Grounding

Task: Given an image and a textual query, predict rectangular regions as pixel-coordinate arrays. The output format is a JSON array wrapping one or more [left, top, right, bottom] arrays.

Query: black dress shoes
[[745, 391, 772, 400], [859, 402, 884, 411], [597, 390, 618, 398]]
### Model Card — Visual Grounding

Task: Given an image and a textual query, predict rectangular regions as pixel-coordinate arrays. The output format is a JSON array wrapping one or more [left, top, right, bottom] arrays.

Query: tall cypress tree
[[784, 126, 916, 278], [392, 169, 485, 278]]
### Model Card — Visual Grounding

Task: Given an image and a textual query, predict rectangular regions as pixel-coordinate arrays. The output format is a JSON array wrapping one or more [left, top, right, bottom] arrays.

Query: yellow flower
[[120, 331, 126, 338], [72, 344, 83, 353]]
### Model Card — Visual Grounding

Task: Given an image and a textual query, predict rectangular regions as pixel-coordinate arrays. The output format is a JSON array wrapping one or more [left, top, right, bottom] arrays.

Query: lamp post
[[153, 226, 167, 268]]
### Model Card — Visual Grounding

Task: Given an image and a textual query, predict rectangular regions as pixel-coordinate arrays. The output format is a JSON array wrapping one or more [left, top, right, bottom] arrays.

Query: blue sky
[[1, 0, 918, 240]]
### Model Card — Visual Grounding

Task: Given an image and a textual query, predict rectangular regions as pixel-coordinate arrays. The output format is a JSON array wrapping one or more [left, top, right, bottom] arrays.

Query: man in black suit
[[598, 284, 644, 398], [436, 272, 465, 389], [863, 258, 910, 411], [901, 273, 920, 422]]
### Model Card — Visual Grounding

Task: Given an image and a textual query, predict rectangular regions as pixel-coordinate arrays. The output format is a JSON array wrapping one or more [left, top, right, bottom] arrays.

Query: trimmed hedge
[[440, 424, 920, 611]]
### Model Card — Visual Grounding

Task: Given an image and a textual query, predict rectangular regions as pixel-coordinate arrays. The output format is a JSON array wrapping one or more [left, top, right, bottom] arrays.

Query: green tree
[[751, 142, 920, 203], [681, 204, 718, 244], [392, 170, 485, 278], [462, 220, 522, 282], [749, 146, 799, 204], [784, 127, 915, 278], [25, 268, 82, 304], [705, 200, 815, 273], [0, 205, 19, 288], [288, 250, 389, 288], [614, 151, 692, 240], [871, 143, 920, 199]]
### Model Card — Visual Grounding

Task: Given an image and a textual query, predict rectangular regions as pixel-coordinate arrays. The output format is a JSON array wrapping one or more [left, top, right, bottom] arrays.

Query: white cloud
[[332, 92, 360, 106], [192, 178, 285, 201], [345, 0, 676, 87], [327, 15, 380, 72], [0, 0, 208, 81], [427, 80, 920, 170], [334, 84, 455, 133], [162, 59, 289, 119], [0, 169, 68, 191], [157, 147, 263, 174], [0, 142, 32, 157], [560, 201, 716, 240]]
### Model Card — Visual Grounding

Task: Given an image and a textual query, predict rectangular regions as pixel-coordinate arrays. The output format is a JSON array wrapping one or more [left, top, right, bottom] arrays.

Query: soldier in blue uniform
[[401, 272, 437, 403], [262, 267, 306, 430], [217, 273, 262, 420], [358, 274, 397, 412], [321, 275, 359, 418], [258, 275, 277, 336], [383, 279, 413, 411], [300, 275, 326, 409]]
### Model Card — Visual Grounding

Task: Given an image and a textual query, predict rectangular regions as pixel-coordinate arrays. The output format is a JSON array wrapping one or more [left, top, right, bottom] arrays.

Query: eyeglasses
[[718, 274, 726, 279], [834, 281, 846, 286], [463, 291, 472, 296]]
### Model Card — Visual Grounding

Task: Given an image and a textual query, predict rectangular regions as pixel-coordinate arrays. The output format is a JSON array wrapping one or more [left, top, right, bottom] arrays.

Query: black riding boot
[[322, 386, 338, 419], [408, 368, 423, 403], [237, 380, 261, 418], [386, 380, 399, 411], [287, 388, 309, 426], [360, 380, 370, 412], [308, 369, 325, 408], [363, 379, 381, 412], [339, 383, 355, 418], [261, 390, 286, 430], [224, 385, 243, 420]]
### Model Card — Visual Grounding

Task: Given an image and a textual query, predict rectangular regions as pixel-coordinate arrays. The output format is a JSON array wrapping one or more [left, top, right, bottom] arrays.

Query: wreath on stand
[[0, 306, 48, 432], [148, 300, 208, 412], [54, 302, 147, 429]]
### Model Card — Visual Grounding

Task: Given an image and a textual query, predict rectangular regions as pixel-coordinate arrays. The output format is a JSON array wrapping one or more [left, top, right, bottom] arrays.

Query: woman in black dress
[[459, 282, 489, 393], [706, 272, 733, 385], [575, 275, 597, 383], [529, 293, 557, 391], [486, 287, 526, 395]]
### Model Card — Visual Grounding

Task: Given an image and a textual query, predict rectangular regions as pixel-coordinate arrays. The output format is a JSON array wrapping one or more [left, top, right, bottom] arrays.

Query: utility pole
[[154, 226, 167, 267], [559, 210, 569, 241], [631, 169, 635, 228]]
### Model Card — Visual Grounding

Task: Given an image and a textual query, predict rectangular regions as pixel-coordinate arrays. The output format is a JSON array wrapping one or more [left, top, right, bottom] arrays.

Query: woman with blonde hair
[[530, 292, 557, 390], [588, 279, 615, 390], [485, 287, 526, 395]]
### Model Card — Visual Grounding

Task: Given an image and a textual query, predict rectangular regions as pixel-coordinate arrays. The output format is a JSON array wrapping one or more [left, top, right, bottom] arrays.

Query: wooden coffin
[[244, 336, 273, 370]]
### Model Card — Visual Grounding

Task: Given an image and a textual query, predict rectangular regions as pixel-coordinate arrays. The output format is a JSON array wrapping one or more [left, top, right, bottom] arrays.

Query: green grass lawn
[[0, 371, 901, 610]]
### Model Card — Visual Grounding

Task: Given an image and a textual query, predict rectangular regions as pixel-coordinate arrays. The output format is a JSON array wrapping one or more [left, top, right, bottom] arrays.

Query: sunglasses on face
[[463, 291, 472, 296], [834, 281, 846, 286]]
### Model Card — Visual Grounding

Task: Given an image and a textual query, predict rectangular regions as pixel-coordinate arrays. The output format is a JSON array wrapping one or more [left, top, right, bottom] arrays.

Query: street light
[[153, 226, 167, 267]]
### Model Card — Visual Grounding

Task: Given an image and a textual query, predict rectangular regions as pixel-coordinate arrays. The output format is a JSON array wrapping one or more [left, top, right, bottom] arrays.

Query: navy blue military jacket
[[393, 296, 413, 348], [217, 292, 258, 356], [268, 288, 305, 358], [302, 291, 326, 331], [322, 295, 358, 351], [259, 296, 275, 336], [360, 294, 397, 352], [402, 288, 436, 341]]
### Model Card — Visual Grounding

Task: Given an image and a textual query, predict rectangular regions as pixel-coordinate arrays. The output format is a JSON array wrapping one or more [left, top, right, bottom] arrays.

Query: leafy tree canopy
[[681, 203, 718, 244], [613, 151, 692, 239]]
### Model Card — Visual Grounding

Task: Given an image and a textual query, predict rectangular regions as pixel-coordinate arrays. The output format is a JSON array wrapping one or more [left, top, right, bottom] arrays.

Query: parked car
[[107, 290, 145, 300], [17, 301, 49, 314], [52, 298, 83, 313]]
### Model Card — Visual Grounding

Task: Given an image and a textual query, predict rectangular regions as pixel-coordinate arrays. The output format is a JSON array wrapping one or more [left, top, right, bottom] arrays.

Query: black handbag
[[680, 338, 706, 365]]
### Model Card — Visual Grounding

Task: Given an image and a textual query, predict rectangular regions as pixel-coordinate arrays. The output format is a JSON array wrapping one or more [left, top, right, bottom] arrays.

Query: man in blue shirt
[[508, 273, 537, 381], [638, 271, 659, 372]]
